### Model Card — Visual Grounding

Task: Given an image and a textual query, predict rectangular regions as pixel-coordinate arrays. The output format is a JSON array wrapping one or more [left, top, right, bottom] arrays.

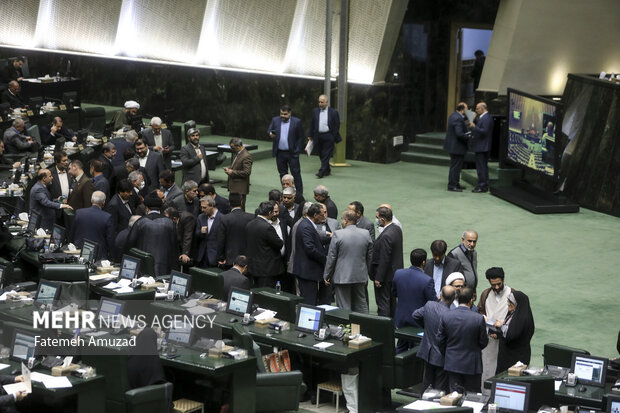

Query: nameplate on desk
[[39, 162, 47, 169], [102, 137, 108, 143], [27, 110, 34, 117], [77, 144, 84, 151], [59, 104, 67, 111]]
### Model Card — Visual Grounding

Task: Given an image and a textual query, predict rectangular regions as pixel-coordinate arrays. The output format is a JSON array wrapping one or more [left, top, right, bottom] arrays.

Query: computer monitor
[[119, 254, 140, 280], [54, 137, 66, 153], [62, 91, 79, 108], [167, 321, 193, 346], [571, 353, 608, 387], [27, 211, 41, 233], [51, 224, 65, 247], [491, 380, 531, 413], [294, 304, 325, 335], [499, 376, 555, 411], [80, 239, 98, 263], [226, 287, 252, 317], [10, 329, 37, 362], [169, 271, 191, 297], [607, 394, 620, 413], [34, 280, 61, 307], [97, 297, 125, 325]]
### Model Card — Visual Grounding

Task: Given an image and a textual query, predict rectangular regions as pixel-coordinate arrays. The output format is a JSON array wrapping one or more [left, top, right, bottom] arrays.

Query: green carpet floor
[[212, 147, 620, 367]]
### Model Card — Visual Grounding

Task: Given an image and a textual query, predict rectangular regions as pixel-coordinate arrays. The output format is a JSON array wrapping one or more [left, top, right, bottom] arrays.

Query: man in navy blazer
[[437, 286, 489, 393], [444, 102, 471, 192], [268, 105, 305, 196], [471, 102, 494, 193], [413, 285, 456, 392], [134, 138, 165, 191], [392, 248, 437, 352], [105, 179, 134, 234], [70, 191, 115, 260], [30, 169, 73, 231], [195, 196, 221, 267], [292, 203, 329, 306], [307, 95, 341, 178]]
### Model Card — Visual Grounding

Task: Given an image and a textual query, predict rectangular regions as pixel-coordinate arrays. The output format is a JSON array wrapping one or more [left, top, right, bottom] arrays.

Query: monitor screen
[[491, 380, 530, 413], [227, 287, 252, 316], [27, 211, 41, 233], [295, 304, 325, 334], [167, 322, 192, 346], [11, 329, 37, 362], [607, 395, 620, 413], [572, 353, 607, 386], [119, 255, 140, 280], [34, 280, 60, 307], [169, 271, 191, 297], [51, 224, 65, 247], [80, 240, 98, 263], [506, 88, 560, 177], [97, 297, 125, 324]]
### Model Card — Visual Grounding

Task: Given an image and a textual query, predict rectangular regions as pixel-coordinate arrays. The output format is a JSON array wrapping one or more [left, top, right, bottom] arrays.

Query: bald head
[[440, 285, 456, 305]]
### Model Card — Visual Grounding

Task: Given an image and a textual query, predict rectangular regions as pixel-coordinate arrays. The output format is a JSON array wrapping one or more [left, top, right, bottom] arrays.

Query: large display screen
[[507, 89, 560, 177]]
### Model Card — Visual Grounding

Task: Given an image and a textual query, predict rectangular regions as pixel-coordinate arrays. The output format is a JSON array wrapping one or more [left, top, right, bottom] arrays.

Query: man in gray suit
[[424, 240, 463, 297], [180, 128, 209, 184], [142, 117, 174, 168], [323, 210, 373, 312], [30, 169, 73, 230], [347, 201, 375, 241], [448, 230, 478, 290]]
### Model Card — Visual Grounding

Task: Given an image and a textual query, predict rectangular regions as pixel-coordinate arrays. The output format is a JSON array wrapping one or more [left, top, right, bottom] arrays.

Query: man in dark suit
[[70, 191, 114, 260], [313, 185, 337, 219], [111, 131, 137, 167], [127, 170, 148, 212], [90, 159, 110, 201], [0, 141, 20, 170], [134, 138, 164, 191], [280, 187, 302, 229], [245, 201, 283, 288], [281, 174, 305, 204], [98, 142, 116, 182], [142, 117, 174, 169], [163, 206, 196, 268], [198, 183, 231, 215], [172, 180, 199, 215], [217, 193, 254, 268], [347, 201, 375, 242], [30, 169, 73, 231], [105, 179, 134, 234], [392, 248, 437, 352], [471, 102, 493, 193], [293, 203, 329, 306], [413, 285, 457, 392], [307, 94, 341, 178], [444, 102, 471, 192], [424, 240, 464, 298], [159, 169, 183, 207], [3, 57, 25, 82], [437, 287, 489, 393], [49, 151, 71, 201], [67, 159, 93, 211], [370, 206, 403, 317], [224, 138, 252, 208], [221, 255, 250, 299], [471, 50, 485, 91], [268, 105, 305, 196], [0, 373, 28, 412], [40, 116, 76, 146], [113, 215, 140, 263], [126, 193, 178, 276], [180, 128, 209, 185], [1, 81, 27, 109], [195, 196, 221, 268], [3, 118, 36, 154]]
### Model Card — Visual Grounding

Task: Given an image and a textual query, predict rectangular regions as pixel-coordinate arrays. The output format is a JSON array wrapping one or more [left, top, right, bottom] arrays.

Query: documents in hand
[[3, 363, 32, 395], [31, 372, 72, 388], [305, 140, 314, 156]]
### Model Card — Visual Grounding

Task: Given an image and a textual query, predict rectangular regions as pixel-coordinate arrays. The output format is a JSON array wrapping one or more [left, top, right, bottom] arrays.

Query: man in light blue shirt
[[268, 105, 305, 196]]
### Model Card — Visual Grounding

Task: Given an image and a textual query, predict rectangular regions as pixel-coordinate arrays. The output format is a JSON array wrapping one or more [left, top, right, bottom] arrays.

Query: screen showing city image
[[507, 89, 558, 176]]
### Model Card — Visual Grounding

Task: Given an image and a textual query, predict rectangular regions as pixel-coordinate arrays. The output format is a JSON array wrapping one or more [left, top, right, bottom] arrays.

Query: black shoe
[[456, 184, 466, 190], [323, 171, 331, 177], [316, 172, 324, 178], [447, 187, 463, 192], [472, 186, 488, 193]]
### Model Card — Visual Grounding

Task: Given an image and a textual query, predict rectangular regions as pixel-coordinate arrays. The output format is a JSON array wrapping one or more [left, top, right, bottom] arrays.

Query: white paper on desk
[[554, 380, 562, 391], [305, 140, 314, 156], [318, 304, 338, 311], [114, 286, 134, 294], [3, 382, 29, 395], [181, 299, 199, 308], [403, 399, 451, 409], [186, 305, 214, 316], [90, 274, 116, 281], [43, 376, 72, 389], [462, 401, 484, 413], [0, 363, 9, 371], [313, 342, 334, 349], [118, 279, 132, 287], [103, 282, 120, 289]]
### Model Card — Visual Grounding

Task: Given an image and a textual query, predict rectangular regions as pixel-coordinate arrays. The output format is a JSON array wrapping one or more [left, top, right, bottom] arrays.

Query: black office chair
[[543, 343, 590, 368], [26, 124, 41, 146], [251, 289, 303, 323], [81, 106, 107, 135], [230, 323, 304, 412], [40, 263, 90, 302], [189, 266, 224, 299]]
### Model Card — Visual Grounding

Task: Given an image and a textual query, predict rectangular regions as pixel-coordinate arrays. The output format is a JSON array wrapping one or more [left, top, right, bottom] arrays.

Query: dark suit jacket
[[279, 202, 303, 229], [217, 208, 254, 266], [423, 255, 464, 290], [40, 124, 74, 146], [49, 167, 71, 200], [139, 151, 165, 191], [68, 174, 94, 211], [0, 374, 19, 409], [29, 181, 61, 230], [292, 218, 327, 282], [437, 306, 489, 375], [93, 174, 110, 201], [221, 267, 250, 299], [214, 194, 231, 215], [370, 223, 403, 283], [70, 205, 114, 260], [163, 184, 183, 207], [356, 215, 375, 242], [111, 138, 133, 167], [268, 116, 305, 156], [227, 148, 252, 194], [126, 212, 178, 276], [245, 216, 284, 278], [471, 112, 493, 153], [443, 111, 469, 155], [98, 154, 115, 182], [323, 196, 338, 219], [179, 143, 208, 184], [392, 266, 436, 328], [114, 227, 130, 263], [105, 193, 133, 234], [308, 106, 342, 143], [413, 301, 452, 366], [176, 211, 196, 258], [195, 211, 221, 267], [0, 90, 26, 109], [142, 128, 174, 168]]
